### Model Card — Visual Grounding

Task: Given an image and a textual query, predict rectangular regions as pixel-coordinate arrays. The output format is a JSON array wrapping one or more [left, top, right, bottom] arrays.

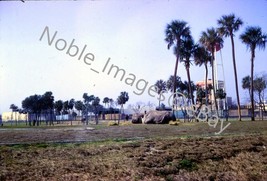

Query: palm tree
[[165, 20, 191, 106], [194, 45, 212, 106], [166, 75, 181, 92], [179, 36, 196, 104], [240, 26, 267, 121], [242, 75, 251, 98], [254, 77, 266, 120], [117, 92, 129, 124], [217, 14, 243, 121], [83, 93, 95, 124], [103, 97, 110, 109], [154, 79, 167, 108], [199, 28, 224, 116]]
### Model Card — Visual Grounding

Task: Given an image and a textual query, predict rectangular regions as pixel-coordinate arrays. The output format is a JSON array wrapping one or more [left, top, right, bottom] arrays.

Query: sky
[[0, 0, 267, 113]]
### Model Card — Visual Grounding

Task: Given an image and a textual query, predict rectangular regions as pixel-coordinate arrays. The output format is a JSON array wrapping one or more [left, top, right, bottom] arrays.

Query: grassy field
[[1, 120, 267, 180]]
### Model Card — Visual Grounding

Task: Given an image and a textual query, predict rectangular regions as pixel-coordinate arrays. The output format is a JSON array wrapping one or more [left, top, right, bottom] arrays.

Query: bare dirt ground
[[0, 121, 267, 180]]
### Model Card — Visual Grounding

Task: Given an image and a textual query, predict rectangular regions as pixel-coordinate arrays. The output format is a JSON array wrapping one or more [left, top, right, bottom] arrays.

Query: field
[[1, 120, 267, 180]]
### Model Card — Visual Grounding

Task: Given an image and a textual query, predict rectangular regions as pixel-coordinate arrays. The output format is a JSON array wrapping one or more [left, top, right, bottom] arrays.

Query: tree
[[63, 101, 69, 116], [54, 100, 63, 115], [166, 75, 181, 92], [54, 100, 63, 123], [22, 94, 42, 126], [242, 75, 251, 98], [165, 20, 191, 108], [103, 97, 110, 108], [194, 45, 212, 106], [254, 77, 266, 120], [83, 93, 95, 124], [218, 14, 243, 121], [92, 97, 101, 124], [179, 35, 196, 104], [199, 27, 224, 116], [74, 100, 83, 116], [154, 79, 167, 108], [41, 91, 54, 125], [117, 91, 129, 124], [68, 98, 75, 125], [9, 104, 18, 126], [240, 26, 267, 121], [109, 98, 114, 120]]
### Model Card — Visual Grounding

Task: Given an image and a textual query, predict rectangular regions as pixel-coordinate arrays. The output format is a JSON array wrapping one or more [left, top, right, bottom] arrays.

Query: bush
[[178, 159, 197, 171]]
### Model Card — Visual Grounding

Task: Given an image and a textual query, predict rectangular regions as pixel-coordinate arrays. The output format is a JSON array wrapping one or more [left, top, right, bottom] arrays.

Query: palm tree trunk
[[251, 50, 255, 121], [172, 55, 179, 112], [158, 94, 161, 109], [212, 51, 219, 117], [186, 64, 194, 105], [205, 63, 208, 106], [230, 35, 242, 121]]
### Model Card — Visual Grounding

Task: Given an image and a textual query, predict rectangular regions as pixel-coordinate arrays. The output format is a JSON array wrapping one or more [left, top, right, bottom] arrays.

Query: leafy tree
[[218, 14, 243, 121], [215, 88, 226, 100], [74, 100, 83, 116], [154, 79, 167, 108], [54, 100, 63, 124], [68, 98, 75, 125], [22, 94, 42, 126], [179, 35, 196, 104], [68, 99, 75, 113], [194, 45, 212, 106], [199, 27, 224, 116], [165, 20, 191, 107], [54, 100, 63, 115], [196, 87, 206, 105], [117, 91, 129, 124], [41, 91, 54, 125], [240, 26, 267, 121], [63, 101, 69, 115], [72, 112, 78, 120], [9, 104, 18, 125]]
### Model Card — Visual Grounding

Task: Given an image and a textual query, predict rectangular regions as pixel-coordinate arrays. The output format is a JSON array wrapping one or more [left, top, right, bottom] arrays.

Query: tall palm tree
[[165, 20, 191, 106], [194, 45, 212, 106], [154, 79, 167, 108], [240, 26, 267, 121], [179, 36, 196, 104], [199, 28, 224, 116], [217, 14, 243, 121]]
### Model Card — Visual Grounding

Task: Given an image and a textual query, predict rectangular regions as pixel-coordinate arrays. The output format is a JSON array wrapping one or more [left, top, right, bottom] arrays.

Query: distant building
[[1, 112, 28, 122]]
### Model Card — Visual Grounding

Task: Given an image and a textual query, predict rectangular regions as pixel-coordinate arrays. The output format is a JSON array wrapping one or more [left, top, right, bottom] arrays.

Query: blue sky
[[0, 0, 267, 112]]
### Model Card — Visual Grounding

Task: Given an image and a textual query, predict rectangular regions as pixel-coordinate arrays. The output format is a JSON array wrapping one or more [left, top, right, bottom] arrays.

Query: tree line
[[9, 91, 129, 126]]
